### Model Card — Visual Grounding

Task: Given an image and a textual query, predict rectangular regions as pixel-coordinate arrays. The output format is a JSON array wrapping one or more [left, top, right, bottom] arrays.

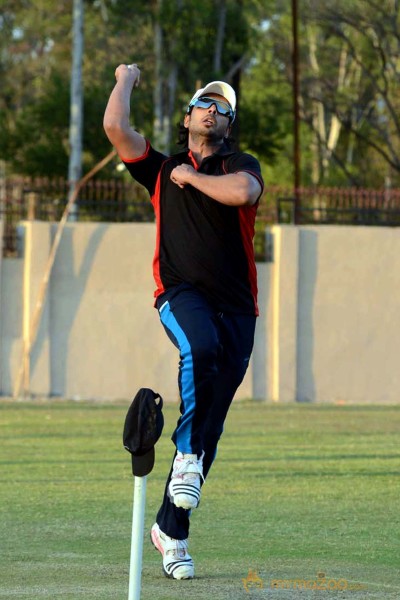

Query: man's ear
[[184, 113, 190, 128], [224, 124, 232, 138]]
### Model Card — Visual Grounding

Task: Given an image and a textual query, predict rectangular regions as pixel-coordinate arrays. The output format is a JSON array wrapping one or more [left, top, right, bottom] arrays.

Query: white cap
[[188, 80, 236, 115]]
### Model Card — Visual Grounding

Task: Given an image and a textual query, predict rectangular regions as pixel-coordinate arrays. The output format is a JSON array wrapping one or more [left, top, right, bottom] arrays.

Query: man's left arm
[[170, 165, 262, 207]]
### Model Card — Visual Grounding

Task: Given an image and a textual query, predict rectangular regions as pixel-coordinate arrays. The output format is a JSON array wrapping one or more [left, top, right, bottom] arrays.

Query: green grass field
[[0, 400, 399, 599]]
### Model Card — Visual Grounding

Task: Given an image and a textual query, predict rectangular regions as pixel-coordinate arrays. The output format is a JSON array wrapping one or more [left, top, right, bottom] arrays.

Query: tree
[[299, 0, 400, 186], [0, 1, 281, 177], [0, 1, 72, 174], [238, 4, 298, 185], [150, 0, 255, 154], [4, 1, 399, 188]]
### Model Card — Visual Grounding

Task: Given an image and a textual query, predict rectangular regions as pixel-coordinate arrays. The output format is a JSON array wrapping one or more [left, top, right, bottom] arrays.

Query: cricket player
[[104, 63, 263, 579]]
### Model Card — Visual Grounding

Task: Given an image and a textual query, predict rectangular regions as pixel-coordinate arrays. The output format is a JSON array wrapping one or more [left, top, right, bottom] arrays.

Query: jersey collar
[[175, 141, 235, 164]]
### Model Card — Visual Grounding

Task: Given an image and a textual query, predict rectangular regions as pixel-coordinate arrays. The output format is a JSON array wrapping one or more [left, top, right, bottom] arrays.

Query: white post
[[128, 476, 147, 600]]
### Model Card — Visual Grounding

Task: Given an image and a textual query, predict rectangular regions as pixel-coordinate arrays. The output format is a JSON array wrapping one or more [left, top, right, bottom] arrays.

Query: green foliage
[[239, 16, 294, 184], [1, 1, 399, 186], [1, 73, 68, 175]]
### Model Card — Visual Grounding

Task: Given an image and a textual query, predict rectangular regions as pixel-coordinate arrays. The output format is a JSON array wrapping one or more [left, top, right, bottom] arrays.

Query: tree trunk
[[68, 0, 84, 221], [166, 63, 178, 154], [153, 0, 166, 150], [322, 45, 347, 176], [214, 0, 227, 74], [307, 26, 324, 185]]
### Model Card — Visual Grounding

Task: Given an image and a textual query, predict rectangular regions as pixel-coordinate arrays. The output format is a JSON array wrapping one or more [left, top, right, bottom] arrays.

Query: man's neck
[[188, 135, 225, 165]]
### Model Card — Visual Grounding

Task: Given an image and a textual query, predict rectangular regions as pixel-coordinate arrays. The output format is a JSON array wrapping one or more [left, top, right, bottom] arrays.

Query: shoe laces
[[164, 534, 189, 559], [173, 452, 205, 482]]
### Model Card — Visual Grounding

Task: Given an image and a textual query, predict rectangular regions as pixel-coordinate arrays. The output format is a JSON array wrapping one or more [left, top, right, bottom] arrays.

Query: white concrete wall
[[0, 257, 24, 395], [49, 222, 182, 400], [1, 222, 399, 403], [0, 219, 25, 395], [296, 226, 400, 403], [0, 222, 252, 401], [269, 225, 400, 404]]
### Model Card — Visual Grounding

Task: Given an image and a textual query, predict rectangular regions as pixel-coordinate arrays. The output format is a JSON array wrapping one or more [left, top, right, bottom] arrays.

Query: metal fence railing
[[275, 186, 400, 226], [0, 176, 153, 258], [1, 178, 400, 262]]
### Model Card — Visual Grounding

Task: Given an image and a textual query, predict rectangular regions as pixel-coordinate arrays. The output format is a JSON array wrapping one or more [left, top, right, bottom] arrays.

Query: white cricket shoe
[[150, 523, 194, 579], [168, 451, 204, 510]]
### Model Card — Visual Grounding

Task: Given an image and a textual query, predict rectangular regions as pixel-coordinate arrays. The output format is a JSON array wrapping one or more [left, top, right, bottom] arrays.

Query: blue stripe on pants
[[159, 300, 196, 453], [155, 284, 256, 540]]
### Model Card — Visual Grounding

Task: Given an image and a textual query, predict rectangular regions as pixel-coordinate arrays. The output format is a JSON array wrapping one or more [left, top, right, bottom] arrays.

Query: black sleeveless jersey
[[123, 141, 263, 315]]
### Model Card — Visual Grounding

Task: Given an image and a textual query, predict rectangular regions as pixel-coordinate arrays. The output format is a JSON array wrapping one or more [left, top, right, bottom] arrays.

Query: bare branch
[[328, 25, 400, 134], [224, 55, 248, 81]]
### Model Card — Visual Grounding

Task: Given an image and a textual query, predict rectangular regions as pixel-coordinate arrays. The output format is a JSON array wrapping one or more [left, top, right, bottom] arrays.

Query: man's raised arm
[[103, 63, 147, 159]]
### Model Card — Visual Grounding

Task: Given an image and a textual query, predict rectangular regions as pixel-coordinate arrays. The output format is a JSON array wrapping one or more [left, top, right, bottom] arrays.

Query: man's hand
[[170, 164, 197, 188], [114, 63, 141, 88]]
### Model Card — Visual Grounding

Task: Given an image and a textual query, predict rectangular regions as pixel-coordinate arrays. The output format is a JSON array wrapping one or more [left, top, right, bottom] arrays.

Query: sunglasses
[[189, 96, 235, 120]]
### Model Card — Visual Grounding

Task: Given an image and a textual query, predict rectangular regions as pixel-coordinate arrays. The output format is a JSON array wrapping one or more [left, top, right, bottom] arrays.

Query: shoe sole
[[150, 528, 194, 580], [171, 496, 198, 510]]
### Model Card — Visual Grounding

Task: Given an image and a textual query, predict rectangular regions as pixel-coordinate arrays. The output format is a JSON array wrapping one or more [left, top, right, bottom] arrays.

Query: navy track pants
[[155, 283, 256, 539]]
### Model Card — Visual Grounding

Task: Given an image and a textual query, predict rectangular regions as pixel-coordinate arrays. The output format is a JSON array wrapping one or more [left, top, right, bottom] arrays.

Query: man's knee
[[189, 336, 220, 369]]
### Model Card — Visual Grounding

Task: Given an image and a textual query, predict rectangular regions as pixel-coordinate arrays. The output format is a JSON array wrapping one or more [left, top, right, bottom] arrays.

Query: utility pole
[[291, 0, 301, 224]]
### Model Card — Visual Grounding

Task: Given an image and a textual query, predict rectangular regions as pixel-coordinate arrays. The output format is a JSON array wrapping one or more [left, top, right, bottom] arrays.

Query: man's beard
[[190, 127, 225, 145]]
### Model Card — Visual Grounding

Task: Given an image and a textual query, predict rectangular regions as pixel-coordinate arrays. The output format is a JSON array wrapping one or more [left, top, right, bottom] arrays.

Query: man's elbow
[[103, 117, 123, 142], [233, 173, 261, 206], [103, 120, 136, 153], [241, 180, 262, 206]]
